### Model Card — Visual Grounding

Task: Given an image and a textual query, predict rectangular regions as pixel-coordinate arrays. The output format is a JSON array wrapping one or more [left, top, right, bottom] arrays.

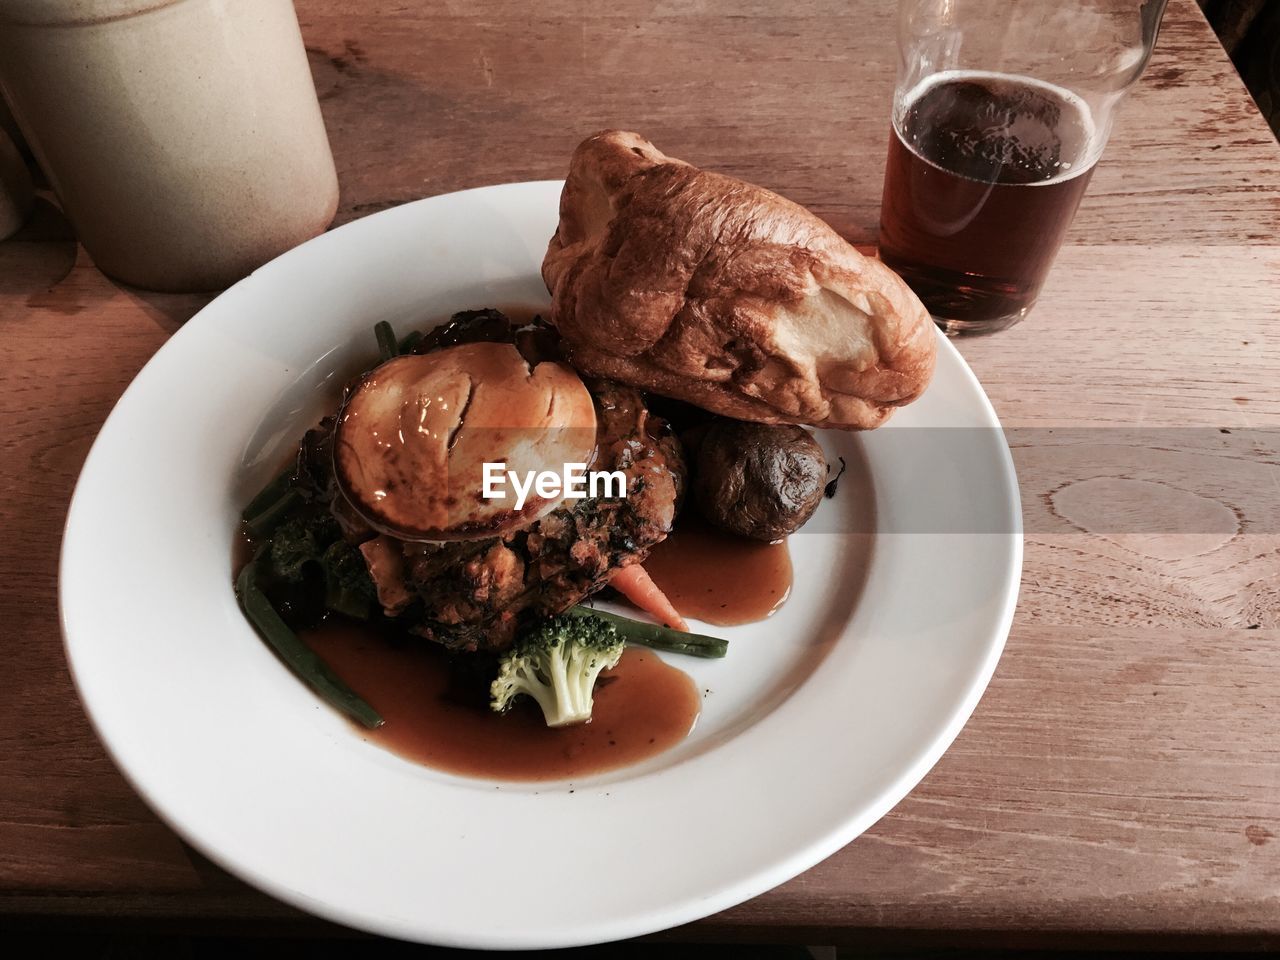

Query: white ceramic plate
[[60, 181, 1021, 949]]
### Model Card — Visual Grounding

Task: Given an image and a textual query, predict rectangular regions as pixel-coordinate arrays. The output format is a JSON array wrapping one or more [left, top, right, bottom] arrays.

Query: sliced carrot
[[609, 563, 689, 632]]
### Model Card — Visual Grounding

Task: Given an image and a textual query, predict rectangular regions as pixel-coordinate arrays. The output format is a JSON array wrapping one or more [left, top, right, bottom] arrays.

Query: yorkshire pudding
[[542, 130, 936, 430]]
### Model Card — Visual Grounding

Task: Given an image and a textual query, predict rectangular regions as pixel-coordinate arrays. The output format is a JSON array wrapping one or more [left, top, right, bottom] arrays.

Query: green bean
[[374, 320, 399, 362], [397, 330, 423, 354], [569, 606, 728, 659], [241, 467, 294, 521], [236, 559, 384, 729], [242, 488, 303, 538]]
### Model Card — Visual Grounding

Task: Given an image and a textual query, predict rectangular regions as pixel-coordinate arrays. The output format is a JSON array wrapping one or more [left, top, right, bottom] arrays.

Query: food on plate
[[643, 518, 794, 627], [485, 608, 725, 727], [301, 619, 703, 781], [489, 614, 624, 727], [692, 419, 828, 542], [238, 310, 709, 739], [542, 130, 936, 431], [334, 341, 598, 540], [291, 310, 685, 653], [236, 549, 383, 728], [571, 603, 727, 658], [607, 562, 689, 631], [235, 131, 922, 769]]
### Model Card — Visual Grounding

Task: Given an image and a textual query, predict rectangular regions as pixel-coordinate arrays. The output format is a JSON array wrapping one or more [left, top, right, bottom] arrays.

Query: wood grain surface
[[2, 0, 1279, 948]]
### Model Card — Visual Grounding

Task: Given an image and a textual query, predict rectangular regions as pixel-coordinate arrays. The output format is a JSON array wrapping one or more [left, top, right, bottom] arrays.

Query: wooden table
[[2, 0, 1278, 949]]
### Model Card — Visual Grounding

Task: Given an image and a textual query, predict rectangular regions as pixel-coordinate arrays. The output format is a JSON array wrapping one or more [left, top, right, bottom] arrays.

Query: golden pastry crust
[[542, 130, 936, 430]]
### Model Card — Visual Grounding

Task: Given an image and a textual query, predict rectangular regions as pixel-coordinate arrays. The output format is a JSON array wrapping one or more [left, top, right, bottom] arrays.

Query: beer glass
[[878, 0, 1168, 335]]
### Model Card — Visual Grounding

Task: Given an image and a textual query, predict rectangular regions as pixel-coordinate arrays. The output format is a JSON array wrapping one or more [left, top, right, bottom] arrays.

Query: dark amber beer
[[879, 71, 1098, 334]]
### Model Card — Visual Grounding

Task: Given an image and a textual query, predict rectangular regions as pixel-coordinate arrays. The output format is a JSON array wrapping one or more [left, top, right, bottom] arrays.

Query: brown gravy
[[643, 515, 792, 625], [302, 621, 700, 781], [232, 526, 257, 573]]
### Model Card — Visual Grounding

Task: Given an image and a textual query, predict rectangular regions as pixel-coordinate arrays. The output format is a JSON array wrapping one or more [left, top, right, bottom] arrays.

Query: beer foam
[[896, 69, 1100, 185]]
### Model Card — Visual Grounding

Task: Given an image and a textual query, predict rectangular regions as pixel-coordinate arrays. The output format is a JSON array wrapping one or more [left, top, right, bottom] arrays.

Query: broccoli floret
[[268, 516, 321, 582], [490, 615, 624, 727], [265, 514, 375, 620], [319, 539, 376, 619]]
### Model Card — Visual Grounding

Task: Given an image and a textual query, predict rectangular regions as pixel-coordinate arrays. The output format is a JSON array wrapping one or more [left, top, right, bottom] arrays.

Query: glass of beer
[[879, 0, 1167, 335]]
